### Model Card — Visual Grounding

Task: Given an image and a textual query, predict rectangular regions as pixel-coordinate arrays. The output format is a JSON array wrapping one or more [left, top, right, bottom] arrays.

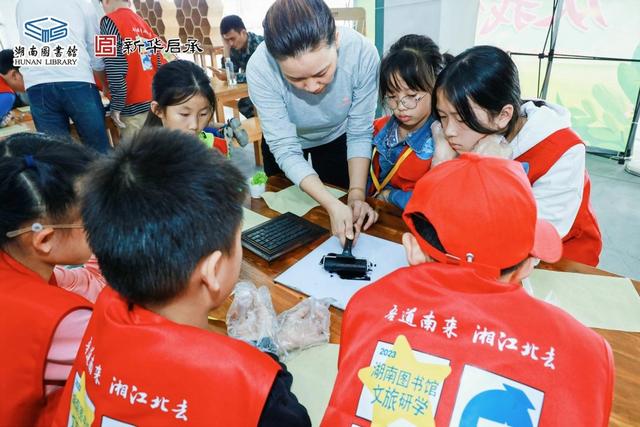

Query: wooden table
[[210, 175, 640, 427], [211, 78, 249, 122]]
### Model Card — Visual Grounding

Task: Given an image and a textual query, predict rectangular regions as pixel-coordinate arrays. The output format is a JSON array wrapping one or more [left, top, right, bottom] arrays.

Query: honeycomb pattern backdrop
[[132, 0, 223, 49]]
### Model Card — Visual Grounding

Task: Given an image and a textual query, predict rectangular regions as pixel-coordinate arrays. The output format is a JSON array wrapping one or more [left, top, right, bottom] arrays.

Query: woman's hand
[[348, 188, 379, 241], [326, 199, 355, 247]]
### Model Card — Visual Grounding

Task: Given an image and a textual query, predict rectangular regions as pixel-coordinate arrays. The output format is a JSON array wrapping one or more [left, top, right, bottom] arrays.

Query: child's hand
[[474, 133, 512, 159], [430, 121, 458, 167]]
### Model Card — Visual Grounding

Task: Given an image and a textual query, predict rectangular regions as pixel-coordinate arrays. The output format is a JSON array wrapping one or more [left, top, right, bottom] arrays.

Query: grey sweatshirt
[[247, 27, 379, 185]]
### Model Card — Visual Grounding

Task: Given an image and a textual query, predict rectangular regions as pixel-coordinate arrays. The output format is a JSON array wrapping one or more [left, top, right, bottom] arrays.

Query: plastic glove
[[226, 281, 279, 354], [276, 298, 331, 355], [473, 133, 512, 159], [430, 121, 458, 167]]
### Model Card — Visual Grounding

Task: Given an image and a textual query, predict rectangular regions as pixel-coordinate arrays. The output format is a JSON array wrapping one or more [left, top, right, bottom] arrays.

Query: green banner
[[476, 0, 640, 153]]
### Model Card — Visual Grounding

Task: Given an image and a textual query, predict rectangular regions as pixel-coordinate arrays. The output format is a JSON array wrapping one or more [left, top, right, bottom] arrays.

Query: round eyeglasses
[[383, 93, 427, 110]]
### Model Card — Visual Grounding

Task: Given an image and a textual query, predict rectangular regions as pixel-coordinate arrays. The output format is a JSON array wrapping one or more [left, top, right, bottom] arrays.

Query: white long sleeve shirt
[[16, 0, 104, 89], [510, 101, 585, 238]]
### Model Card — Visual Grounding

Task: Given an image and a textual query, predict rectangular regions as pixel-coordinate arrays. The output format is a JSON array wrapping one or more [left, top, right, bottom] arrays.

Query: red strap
[[516, 128, 583, 183]]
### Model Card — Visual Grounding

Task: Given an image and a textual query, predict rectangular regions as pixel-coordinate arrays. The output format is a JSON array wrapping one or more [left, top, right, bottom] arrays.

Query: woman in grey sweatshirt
[[247, 0, 380, 245]]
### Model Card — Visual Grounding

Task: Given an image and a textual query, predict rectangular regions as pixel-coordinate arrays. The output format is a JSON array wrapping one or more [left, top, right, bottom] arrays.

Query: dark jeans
[[262, 133, 349, 188], [27, 82, 110, 153]]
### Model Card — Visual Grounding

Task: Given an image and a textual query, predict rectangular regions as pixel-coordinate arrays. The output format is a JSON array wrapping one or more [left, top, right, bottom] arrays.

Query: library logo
[[24, 17, 68, 43]]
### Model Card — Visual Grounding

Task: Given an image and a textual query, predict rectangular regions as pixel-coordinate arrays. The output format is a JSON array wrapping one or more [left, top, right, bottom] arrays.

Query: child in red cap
[[322, 153, 613, 427]]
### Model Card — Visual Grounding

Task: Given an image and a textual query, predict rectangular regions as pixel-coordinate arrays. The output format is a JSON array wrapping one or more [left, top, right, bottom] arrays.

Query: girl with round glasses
[[369, 35, 452, 209]]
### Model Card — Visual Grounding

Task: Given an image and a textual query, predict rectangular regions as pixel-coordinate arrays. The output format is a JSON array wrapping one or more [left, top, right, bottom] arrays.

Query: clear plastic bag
[[276, 297, 331, 357], [226, 281, 279, 354], [226, 281, 332, 359]]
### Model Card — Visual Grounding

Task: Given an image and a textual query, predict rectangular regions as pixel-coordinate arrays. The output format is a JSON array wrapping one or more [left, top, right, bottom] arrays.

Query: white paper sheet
[[275, 234, 409, 309]]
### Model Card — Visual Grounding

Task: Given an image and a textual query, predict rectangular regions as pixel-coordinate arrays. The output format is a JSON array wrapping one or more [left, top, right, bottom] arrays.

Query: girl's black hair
[[432, 45, 522, 137], [144, 60, 216, 127], [380, 34, 453, 98], [0, 132, 95, 248], [263, 0, 336, 60]]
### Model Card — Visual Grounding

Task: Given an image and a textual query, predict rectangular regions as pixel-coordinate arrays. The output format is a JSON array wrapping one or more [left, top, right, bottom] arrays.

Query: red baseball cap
[[403, 153, 562, 278]]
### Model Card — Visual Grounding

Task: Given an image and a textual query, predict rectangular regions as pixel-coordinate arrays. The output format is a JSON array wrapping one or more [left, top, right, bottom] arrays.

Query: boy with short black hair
[[54, 128, 310, 426], [323, 153, 614, 426]]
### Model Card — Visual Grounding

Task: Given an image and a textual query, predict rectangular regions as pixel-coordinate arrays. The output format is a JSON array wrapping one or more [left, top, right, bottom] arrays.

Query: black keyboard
[[242, 212, 327, 262]]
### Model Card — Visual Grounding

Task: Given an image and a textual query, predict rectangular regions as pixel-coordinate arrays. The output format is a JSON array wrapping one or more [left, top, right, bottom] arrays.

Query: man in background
[[213, 15, 263, 118]]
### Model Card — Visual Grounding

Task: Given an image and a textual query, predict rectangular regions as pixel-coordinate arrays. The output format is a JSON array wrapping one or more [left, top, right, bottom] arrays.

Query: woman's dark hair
[[432, 45, 522, 137], [220, 15, 246, 35], [380, 34, 453, 98], [263, 0, 336, 60], [0, 133, 95, 248], [81, 128, 247, 306], [144, 60, 216, 127]]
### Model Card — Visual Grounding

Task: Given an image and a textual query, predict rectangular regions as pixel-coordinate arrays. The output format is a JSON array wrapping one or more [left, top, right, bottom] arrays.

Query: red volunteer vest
[[370, 116, 433, 195], [54, 286, 280, 426], [0, 251, 91, 427], [0, 75, 15, 94], [516, 128, 602, 266], [322, 263, 614, 426], [103, 8, 166, 106]]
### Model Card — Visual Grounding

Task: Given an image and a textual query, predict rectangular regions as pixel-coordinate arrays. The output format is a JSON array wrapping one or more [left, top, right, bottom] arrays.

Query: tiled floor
[[230, 136, 640, 280], [586, 154, 640, 280]]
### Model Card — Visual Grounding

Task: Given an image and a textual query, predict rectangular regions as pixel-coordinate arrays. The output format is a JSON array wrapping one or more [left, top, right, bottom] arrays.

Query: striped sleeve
[[100, 16, 128, 112], [99, 17, 151, 116]]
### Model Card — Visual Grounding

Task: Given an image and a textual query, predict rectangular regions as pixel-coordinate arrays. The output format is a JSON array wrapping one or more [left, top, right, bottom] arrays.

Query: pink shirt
[[45, 257, 106, 394]]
